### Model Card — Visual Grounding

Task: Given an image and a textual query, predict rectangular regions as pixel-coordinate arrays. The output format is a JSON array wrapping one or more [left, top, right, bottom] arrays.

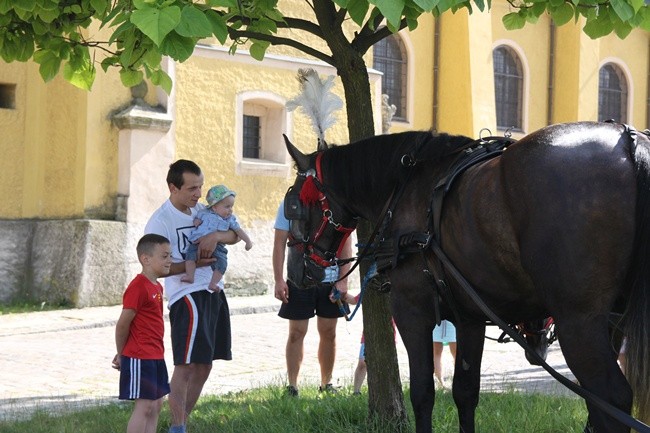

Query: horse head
[[283, 136, 358, 282]]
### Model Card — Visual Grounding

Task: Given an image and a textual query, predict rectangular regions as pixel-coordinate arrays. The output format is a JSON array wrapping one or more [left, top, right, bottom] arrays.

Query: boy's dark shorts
[[278, 280, 347, 320], [118, 357, 170, 401], [170, 290, 232, 365]]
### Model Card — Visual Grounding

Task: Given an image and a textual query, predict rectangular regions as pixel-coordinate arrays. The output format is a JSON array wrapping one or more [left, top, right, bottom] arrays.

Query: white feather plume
[[286, 69, 343, 149]]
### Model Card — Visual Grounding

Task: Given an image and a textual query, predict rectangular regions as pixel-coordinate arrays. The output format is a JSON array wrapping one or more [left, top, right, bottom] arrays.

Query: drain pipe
[[547, 21, 555, 125], [433, 16, 441, 132]]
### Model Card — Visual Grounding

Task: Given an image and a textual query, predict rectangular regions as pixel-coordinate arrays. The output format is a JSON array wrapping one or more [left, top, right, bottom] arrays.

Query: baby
[[182, 185, 253, 291]]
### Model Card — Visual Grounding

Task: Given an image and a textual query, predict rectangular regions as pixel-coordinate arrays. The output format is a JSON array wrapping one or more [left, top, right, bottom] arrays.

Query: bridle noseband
[[290, 153, 357, 271]]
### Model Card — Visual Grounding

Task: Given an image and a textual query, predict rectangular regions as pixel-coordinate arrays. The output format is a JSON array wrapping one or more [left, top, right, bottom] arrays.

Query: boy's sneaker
[[285, 385, 299, 397], [318, 383, 338, 394]]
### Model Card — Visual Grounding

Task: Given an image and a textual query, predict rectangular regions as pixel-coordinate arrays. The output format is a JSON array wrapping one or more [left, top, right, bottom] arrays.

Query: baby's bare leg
[[181, 260, 196, 283], [208, 270, 224, 292]]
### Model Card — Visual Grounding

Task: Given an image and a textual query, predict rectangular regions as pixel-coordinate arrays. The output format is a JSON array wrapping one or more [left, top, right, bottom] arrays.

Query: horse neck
[[322, 145, 405, 224]]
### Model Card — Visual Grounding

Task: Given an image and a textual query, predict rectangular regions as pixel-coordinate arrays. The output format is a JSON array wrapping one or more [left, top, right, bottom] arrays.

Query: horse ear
[[284, 134, 311, 172]]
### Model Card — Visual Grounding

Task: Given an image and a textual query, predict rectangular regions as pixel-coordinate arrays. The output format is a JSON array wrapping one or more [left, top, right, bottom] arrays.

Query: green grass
[[1, 386, 588, 433], [0, 300, 72, 315]]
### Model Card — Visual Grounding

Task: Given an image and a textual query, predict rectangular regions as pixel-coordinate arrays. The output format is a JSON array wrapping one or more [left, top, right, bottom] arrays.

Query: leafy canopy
[[0, 0, 647, 92]]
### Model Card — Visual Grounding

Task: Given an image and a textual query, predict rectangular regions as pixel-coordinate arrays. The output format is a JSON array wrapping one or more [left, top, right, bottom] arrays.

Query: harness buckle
[[400, 154, 416, 167]]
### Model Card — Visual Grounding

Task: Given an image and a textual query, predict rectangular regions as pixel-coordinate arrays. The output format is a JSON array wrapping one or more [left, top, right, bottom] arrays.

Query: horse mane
[[320, 130, 475, 206]]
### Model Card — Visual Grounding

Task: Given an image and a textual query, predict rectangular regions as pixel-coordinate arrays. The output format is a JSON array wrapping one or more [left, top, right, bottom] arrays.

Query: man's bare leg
[[167, 363, 212, 431], [317, 316, 337, 387], [286, 319, 308, 389]]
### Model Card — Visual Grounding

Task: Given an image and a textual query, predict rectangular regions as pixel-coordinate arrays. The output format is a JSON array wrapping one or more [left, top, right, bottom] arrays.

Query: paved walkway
[[0, 294, 574, 421]]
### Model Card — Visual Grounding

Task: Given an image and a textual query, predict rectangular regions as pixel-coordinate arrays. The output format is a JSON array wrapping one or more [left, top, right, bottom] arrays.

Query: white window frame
[[598, 58, 633, 124], [235, 91, 292, 177]]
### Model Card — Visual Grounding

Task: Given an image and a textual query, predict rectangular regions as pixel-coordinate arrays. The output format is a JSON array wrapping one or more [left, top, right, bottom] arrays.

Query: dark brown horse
[[283, 121, 650, 433]]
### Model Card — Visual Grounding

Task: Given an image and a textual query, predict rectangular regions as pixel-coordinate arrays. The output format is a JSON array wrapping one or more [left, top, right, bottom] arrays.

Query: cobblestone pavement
[[0, 294, 574, 421]]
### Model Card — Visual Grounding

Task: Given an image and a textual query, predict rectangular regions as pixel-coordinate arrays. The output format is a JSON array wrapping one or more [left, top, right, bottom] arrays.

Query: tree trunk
[[333, 44, 408, 431], [310, 2, 407, 426]]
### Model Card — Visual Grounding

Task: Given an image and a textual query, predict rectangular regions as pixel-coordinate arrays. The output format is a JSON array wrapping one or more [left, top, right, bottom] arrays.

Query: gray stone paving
[[0, 294, 574, 421]]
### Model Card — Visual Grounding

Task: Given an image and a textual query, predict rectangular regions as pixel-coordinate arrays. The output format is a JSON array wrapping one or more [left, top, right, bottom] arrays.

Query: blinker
[[284, 186, 308, 220]]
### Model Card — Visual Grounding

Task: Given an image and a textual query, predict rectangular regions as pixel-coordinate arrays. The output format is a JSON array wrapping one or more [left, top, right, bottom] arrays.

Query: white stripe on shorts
[[184, 295, 200, 364], [129, 358, 141, 399]]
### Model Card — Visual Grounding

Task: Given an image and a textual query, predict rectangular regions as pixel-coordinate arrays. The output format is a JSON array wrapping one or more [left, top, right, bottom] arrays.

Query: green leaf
[[100, 56, 119, 72], [613, 18, 633, 38], [133, 0, 154, 9], [63, 61, 96, 91], [205, 9, 229, 44], [34, 50, 61, 82], [473, 0, 485, 12], [254, 17, 278, 33], [583, 10, 614, 38], [639, 7, 650, 31], [0, 0, 12, 14], [119, 68, 144, 87], [412, 0, 437, 11], [176, 5, 213, 38], [15, 37, 34, 62], [206, 0, 239, 6], [435, 0, 455, 14], [130, 5, 181, 46], [347, 0, 370, 25], [159, 32, 195, 62], [142, 47, 162, 68], [550, 3, 574, 25], [548, 0, 564, 7], [119, 36, 137, 67], [629, 0, 645, 12], [90, 0, 108, 16], [109, 20, 134, 44], [530, 2, 547, 17], [610, 0, 634, 21], [502, 12, 526, 29], [371, 0, 405, 28], [150, 68, 173, 94], [249, 40, 269, 61], [31, 19, 50, 35], [14, 0, 36, 12]]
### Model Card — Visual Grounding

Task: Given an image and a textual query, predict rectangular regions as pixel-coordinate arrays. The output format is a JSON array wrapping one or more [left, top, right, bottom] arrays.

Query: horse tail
[[625, 129, 650, 424]]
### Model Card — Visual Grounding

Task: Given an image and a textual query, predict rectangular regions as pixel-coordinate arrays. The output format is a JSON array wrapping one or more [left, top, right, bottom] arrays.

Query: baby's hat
[[206, 185, 236, 207]]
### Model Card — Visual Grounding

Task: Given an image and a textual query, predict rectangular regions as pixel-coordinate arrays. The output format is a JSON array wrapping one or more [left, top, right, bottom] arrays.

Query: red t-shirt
[[121, 274, 165, 359]]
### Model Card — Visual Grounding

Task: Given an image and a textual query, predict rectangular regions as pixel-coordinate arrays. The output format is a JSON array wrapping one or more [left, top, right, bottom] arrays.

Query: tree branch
[[353, 18, 409, 55], [228, 28, 333, 65]]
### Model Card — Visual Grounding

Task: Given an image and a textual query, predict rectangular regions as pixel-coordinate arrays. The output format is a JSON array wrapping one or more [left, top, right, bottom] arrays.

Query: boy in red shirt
[[112, 234, 172, 433]]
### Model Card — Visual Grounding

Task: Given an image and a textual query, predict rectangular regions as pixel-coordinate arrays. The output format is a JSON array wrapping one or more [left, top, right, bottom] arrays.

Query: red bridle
[[297, 153, 357, 268]]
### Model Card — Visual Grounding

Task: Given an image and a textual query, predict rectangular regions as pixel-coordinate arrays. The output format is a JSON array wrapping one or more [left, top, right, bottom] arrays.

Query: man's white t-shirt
[[145, 199, 224, 307]]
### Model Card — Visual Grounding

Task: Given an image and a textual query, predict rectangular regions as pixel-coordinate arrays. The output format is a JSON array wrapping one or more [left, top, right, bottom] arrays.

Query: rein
[[430, 239, 650, 433]]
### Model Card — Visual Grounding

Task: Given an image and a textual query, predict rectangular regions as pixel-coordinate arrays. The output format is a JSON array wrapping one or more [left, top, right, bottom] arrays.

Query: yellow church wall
[[0, 54, 131, 219], [437, 9, 496, 137], [0, 61, 27, 218]]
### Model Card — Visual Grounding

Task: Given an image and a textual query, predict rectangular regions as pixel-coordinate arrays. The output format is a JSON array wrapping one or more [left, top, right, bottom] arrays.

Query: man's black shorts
[[169, 290, 232, 365], [278, 281, 347, 320]]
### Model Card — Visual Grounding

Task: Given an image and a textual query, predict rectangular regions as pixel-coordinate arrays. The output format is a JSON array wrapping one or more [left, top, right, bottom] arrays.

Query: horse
[[282, 121, 650, 433]]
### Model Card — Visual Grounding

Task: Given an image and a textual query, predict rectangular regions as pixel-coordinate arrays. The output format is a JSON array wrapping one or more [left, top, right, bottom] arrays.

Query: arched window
[[373, 34, 407, 120], [493, 45, 523, 131], [598, 63, 628, 123]]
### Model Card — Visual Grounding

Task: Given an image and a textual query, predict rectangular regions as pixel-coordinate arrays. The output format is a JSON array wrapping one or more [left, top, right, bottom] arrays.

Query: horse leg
[[452, 321, 486, 433], [391, 297, 435, 433], [556, 316, 632, 433]]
